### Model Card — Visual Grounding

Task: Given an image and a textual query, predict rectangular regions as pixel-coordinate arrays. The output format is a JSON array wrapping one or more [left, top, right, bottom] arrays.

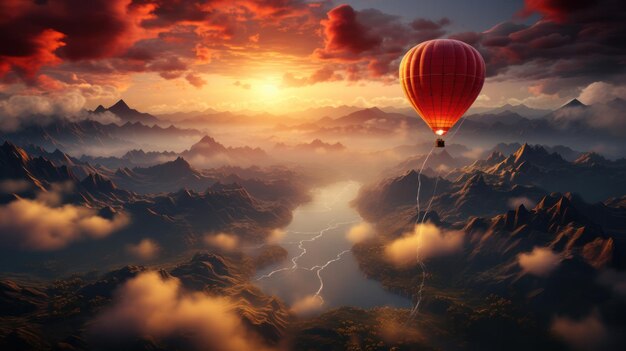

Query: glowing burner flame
[[435, 129, 445, 136]]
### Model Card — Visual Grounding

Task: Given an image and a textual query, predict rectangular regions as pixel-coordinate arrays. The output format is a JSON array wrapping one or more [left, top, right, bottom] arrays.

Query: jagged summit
[[80, 173, 117, 192], [194, 135, 225, 148], [182, 135, 232, 157], [559, 98, 586, 109], [1, 141, 30, 164], [574, 152, 608, 166], [460, 173, 488, 193], [109, 99, 131, 111], [508, 143, 566, 167], [91, 99, 159, 124], [134, 156, 200, 181]]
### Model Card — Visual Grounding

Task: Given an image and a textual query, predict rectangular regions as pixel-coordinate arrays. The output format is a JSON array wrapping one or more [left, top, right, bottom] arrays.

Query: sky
[[0, 0, 625, 115]]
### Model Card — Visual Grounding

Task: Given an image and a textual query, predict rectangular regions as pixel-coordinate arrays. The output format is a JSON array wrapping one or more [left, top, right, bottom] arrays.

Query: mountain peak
[[560, 98, 586, 109], [461, 173, 488, 193], [110, 99, 130, 111], [1, 141, 30, 164], [574, 152, 607, 166], [172, 156, 191, 166], [512, 143, 549, 163], [198, 135, 218, 144], [94, 105, 106, 113], [185, 135, 227, 155], [80, 173, 117, 192]]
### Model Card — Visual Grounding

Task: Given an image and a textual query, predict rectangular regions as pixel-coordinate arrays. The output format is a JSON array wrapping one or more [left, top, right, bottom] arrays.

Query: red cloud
[[317, 5, 382, 58], [0, 0, 152, 80], [0, 29, 65, 79], [451, 0, 626, 94], [186, 72, 207, 88], [313, 5, 449, 79], [519, 0, 593, 23]]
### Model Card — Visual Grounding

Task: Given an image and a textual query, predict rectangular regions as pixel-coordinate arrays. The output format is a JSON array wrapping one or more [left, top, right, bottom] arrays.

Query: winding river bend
[[253, 181, 411, 312]]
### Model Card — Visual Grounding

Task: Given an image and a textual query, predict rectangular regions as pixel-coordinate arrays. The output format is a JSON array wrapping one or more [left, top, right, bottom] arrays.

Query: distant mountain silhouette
[[386, 149, 470, 177], [92, 99, 159, 124], [484, 142, 582, 161], [0, 118, 202, 155], [484, 103, 552, 118], [181, 135, 269, 164], [274, 139, 346, 152], [466, 110, 527, 126]]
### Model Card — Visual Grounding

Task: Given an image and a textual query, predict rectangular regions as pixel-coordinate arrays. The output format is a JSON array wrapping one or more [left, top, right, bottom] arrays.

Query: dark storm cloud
[[314, 4, 449, 79], [448, 0, 626, 93]]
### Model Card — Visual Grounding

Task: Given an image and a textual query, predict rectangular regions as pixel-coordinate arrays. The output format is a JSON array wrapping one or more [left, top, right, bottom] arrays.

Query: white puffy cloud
[[517, 247, 561, 277], [205, 232, 239, 251], [290, 294, 323, 316], [92, 271, 271, 351], [0, 198, 129, 251], [385, 223, 464, 267], [0, 89, 121, 131], [346, 222, 375, 244], [0, 179, 32, 193], [126, 239, 160, 260], [266, 228, 286, 244], [578, 81, 626, 105]]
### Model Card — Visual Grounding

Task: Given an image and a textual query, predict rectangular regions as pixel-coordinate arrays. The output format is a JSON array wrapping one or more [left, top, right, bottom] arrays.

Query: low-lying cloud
[[290, 294, 323, 316], [126, 239, 160, 260], [266, 228, 286, 244], [0, 179, 32, 193], [597, 269, 626, 297], [551, 312, 608, 351], [0, 198, 129, 251], [0, 90, 121, 131], [92, 271, 270, 351], [346, 222, 375, 244], [508, 196, 536, 209], [205, 232, 239, 251], [578, 81, 626, 105], [385, 223, 464, 267], [517, 247, 561, 277]]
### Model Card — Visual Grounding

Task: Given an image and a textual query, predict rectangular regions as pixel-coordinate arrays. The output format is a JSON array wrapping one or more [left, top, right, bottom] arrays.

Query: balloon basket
[[435, 138, 445, 148]]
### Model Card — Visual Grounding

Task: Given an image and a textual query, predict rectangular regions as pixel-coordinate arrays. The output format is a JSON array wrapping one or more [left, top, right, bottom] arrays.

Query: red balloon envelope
[[399, 39, 485, 137]]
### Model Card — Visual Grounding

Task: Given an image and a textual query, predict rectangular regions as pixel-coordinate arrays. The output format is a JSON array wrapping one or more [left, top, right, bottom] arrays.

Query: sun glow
[[259, 83, 279, 97]]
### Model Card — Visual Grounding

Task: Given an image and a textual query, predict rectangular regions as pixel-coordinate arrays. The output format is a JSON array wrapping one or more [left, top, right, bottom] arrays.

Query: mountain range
[[349, 141, 626, 350], [0, 252, 289, 350]]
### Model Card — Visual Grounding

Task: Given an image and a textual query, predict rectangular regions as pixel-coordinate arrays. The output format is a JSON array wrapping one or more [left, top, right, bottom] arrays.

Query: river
[[253, 181, 411, 313]]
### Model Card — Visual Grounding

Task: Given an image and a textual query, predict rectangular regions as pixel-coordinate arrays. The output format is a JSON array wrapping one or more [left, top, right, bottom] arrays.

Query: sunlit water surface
[[253, 181, 411, 313]]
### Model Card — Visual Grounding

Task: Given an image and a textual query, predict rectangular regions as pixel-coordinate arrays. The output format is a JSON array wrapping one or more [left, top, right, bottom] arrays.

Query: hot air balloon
[[399, 39, 485, 147]]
